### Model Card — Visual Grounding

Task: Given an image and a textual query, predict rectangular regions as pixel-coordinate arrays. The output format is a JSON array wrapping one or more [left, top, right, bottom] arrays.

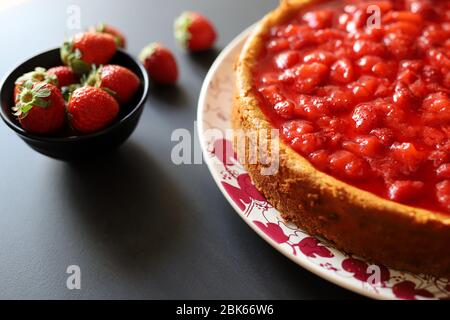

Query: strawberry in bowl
[[0, 47, 149, 160], [61, 31, 118, 75], [84, 65, 141, 104]]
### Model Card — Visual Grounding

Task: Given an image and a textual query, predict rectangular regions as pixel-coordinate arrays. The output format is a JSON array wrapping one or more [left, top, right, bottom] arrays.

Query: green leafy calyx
[[96, 23, 106, 33], [139, 43, 159, 62], [83, 65, 102, 87], [16, 67, 58, 87], [61, 84, 81, 102], [82, 65, 117, 98], [60, 39, 91, 76], [174, 12, 193, 48], [12, 81, 51, 118]]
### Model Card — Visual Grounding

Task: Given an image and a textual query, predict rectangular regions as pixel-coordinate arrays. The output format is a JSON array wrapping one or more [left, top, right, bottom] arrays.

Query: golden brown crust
[[233, 0, 450, 277]]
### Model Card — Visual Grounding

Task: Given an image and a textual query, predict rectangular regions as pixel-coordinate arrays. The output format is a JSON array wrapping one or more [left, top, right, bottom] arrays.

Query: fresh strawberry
[[12, 82, 66, 134], [67, 86, 120, 133], [14, 67, 57, 102], [47, 66, 78, 88], [174, 11, 217, 52], [139, 43, 178, 84], [61, 32, 117, 75], [47, 66, 79, 88], [85, 65, 140, 104], [90, 23, 126, 48]]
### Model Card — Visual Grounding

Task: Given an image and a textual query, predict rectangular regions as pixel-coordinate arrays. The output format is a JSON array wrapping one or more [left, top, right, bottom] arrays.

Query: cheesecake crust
[[232, 0, 450, 277]]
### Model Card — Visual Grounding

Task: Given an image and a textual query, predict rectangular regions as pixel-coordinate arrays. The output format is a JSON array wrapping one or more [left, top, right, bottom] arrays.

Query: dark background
[[0, 0, 360, 299]]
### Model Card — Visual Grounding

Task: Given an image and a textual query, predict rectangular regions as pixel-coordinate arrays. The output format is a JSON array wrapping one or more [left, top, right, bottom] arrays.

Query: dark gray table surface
[[0, 0, 361, 299]]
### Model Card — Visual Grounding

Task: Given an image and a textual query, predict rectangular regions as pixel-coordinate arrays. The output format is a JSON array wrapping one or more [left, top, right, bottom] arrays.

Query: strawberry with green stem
[[139, 43, 179, 85], [84, 65, 140, 104], [47, 66, 78, 88], [13, 81, 66, 134], [90, 23, 126, 48], [47, 66, 79, 101], [174, 11, 217, 52], [61, 32, 117, 75], [14, 67, 57, 102], [67, 86, 120, 134]]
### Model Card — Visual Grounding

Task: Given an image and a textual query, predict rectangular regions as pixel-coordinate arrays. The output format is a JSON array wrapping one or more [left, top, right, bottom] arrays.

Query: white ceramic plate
[[197, 26, 450, 300]]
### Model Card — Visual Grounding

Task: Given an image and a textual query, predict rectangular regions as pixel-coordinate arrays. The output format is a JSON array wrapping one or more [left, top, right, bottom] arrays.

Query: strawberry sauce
[[253, 0, 450, 213]]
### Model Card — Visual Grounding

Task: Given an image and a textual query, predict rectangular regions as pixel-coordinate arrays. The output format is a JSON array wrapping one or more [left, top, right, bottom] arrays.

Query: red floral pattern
[[294, 237, 333, 258], [342, 258, 390, 284], [392, 281, 434, 300], [254, 222, 290, 244]]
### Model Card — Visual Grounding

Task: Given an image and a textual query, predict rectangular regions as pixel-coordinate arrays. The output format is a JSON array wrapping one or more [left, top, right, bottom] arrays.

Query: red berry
[[330, 58, 354, 84], [388, 180, 424, 203], [302, 9, 333, 29], [47, 66, 78, 88], [436, 180, 450, 210], [91, 23, 126, 48], [275, 51, 299, 70], [385, 21, 422, 38], [352, 40, 386, 57], [303, 50, 335, 65], [383, 33, 415, 60], [61, 32, 117, 75], [260, 73, 279, 85], [372, 61, 394, 78], [422, 92, 450, 113], [422, 92, 450, 124], [86, 65, 140, 104], [295, 95, 330, 120], [370, 128, 394, 146], [140, 43, 179, 85], [288, 63, 329, 93], [406, 0, 435, 18], [316, 86, 353, 111], [437, 164, 450, 179], [383, 11, 423, 25], [397, 68, 418, 84], [356, 55, 382, 73], [267, 38, 289, 53], [392, 82, 415, 109], [273, 100, 295, 119], [13, 82, 65, 134], [349, 77, 380, 102], [175, 11, 217, 52], [422, 126, 445, 147], [352, 103, 379, 133], [281, 120, 315, 141], [259, 85, 285, 106], [67, 86, 120, 134], [291, 132, 326, 155], [327, 88, 354, 111], [390, 142, 425, 172], [309, 150, 330, 170], [329, 150, 369, 180], [343, 135, 383, 157]]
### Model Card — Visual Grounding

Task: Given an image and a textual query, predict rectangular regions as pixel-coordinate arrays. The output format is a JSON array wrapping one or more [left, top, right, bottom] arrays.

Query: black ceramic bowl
[[0, 48, 149, 160]]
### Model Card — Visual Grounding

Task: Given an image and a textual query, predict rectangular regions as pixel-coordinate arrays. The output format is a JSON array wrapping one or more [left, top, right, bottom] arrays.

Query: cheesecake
[[233, 0, 450, 277]]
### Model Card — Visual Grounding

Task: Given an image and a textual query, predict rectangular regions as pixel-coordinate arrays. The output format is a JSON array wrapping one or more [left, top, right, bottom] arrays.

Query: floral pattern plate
[[197, 26, 450, 300]]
